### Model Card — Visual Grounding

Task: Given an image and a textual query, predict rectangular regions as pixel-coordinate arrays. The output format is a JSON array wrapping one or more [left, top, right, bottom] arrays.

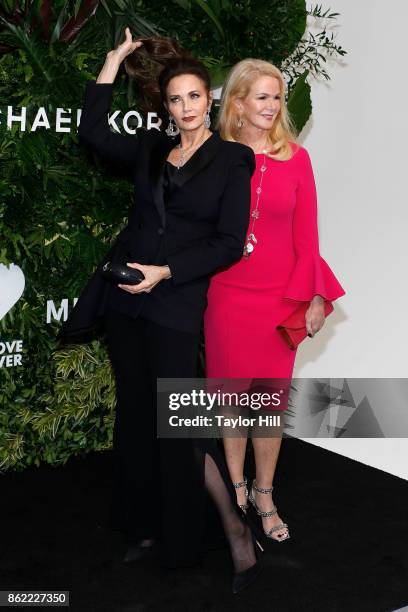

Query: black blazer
[[59, 80, 255, 338]]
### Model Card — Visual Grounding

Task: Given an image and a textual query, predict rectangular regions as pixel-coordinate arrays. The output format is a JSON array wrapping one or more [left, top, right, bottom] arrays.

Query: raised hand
[[97, 27, 143, 84], [109, 27, 143, 64]]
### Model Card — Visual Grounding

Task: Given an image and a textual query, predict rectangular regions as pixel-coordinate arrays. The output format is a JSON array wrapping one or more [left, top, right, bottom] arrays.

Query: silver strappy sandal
[[248, 480, 290, 542], [232, 476, 249, 512]]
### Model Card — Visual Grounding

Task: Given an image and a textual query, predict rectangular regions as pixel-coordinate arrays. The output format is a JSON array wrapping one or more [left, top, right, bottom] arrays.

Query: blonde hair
[[217, 59, 297, 161]]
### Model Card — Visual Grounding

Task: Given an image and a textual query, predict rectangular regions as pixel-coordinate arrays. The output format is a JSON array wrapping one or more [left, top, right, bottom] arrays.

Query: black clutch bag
[[102, 261, 145, 285]]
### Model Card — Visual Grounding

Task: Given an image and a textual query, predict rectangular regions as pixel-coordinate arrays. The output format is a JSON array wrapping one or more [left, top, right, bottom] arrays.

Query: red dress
[[204, 144, 345, 380]]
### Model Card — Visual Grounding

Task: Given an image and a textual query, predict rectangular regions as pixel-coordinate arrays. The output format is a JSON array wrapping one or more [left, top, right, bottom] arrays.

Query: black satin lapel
[[149, 134, 180, 227], [170, 131, 221, 189]]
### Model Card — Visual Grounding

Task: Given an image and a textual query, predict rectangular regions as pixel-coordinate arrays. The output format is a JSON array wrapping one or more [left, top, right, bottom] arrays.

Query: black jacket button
[[158, 227, 164, 235]]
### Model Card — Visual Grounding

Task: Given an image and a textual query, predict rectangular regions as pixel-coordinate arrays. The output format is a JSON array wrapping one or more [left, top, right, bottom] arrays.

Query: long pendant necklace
[[243, 153, 268, 258]]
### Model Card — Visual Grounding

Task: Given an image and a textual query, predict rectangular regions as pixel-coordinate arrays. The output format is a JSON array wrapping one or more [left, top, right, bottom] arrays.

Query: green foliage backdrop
[[0, 0, 345, 471]]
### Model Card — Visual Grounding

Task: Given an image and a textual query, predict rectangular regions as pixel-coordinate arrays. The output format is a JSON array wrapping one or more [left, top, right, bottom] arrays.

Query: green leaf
[[207, 62, 232, 89], [286, 0, 308, 56], [50, 2, 69, 44], [287, 70, 312, 134], [192, 0, 225, 39]]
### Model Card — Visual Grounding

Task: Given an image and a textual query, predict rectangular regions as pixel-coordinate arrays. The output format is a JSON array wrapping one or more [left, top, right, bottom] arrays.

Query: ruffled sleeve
[[284, 253, 345, 301], [284, 147, 345, 302]]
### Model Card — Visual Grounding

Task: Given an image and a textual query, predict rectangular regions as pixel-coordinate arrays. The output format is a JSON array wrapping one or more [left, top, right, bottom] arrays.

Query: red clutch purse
[[276, 300, 334, 350]]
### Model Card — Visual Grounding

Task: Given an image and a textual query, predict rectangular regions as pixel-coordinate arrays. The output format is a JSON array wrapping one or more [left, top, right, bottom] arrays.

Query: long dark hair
[[124, 36, 211, 124]]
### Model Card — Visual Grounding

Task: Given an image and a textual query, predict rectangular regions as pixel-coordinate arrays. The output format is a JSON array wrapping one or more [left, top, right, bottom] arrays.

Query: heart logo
[[0, 263, 25, 320]]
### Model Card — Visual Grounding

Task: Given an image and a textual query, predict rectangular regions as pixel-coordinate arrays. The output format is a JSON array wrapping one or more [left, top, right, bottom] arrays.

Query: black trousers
[[103, 309, 232, 567]]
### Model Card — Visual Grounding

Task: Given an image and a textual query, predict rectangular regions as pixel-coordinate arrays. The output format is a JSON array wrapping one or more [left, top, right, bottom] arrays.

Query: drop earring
[[204, 107, 211, 129], [237, 115, 244, 129], [166, 115, 179, 136]]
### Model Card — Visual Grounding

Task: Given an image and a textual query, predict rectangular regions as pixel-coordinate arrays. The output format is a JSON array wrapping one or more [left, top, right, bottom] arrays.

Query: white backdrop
[[296, 0, 408, 479]]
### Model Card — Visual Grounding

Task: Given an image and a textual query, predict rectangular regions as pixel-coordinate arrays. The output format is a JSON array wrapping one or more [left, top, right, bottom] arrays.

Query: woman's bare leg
[[222, 436, 249, 508], [251, 436, 289, 540]]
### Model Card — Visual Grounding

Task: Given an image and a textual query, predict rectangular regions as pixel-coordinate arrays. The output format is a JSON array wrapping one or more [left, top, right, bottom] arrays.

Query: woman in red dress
[[204, 59, 345, 542]]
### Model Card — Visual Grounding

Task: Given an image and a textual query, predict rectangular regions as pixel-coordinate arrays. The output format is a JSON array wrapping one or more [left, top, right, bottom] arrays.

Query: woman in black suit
[[60, 28, 262, 592]]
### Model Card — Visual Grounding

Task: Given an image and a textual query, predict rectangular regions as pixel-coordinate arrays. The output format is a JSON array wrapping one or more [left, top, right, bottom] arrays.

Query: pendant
[[243, 242, 254, 257]]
